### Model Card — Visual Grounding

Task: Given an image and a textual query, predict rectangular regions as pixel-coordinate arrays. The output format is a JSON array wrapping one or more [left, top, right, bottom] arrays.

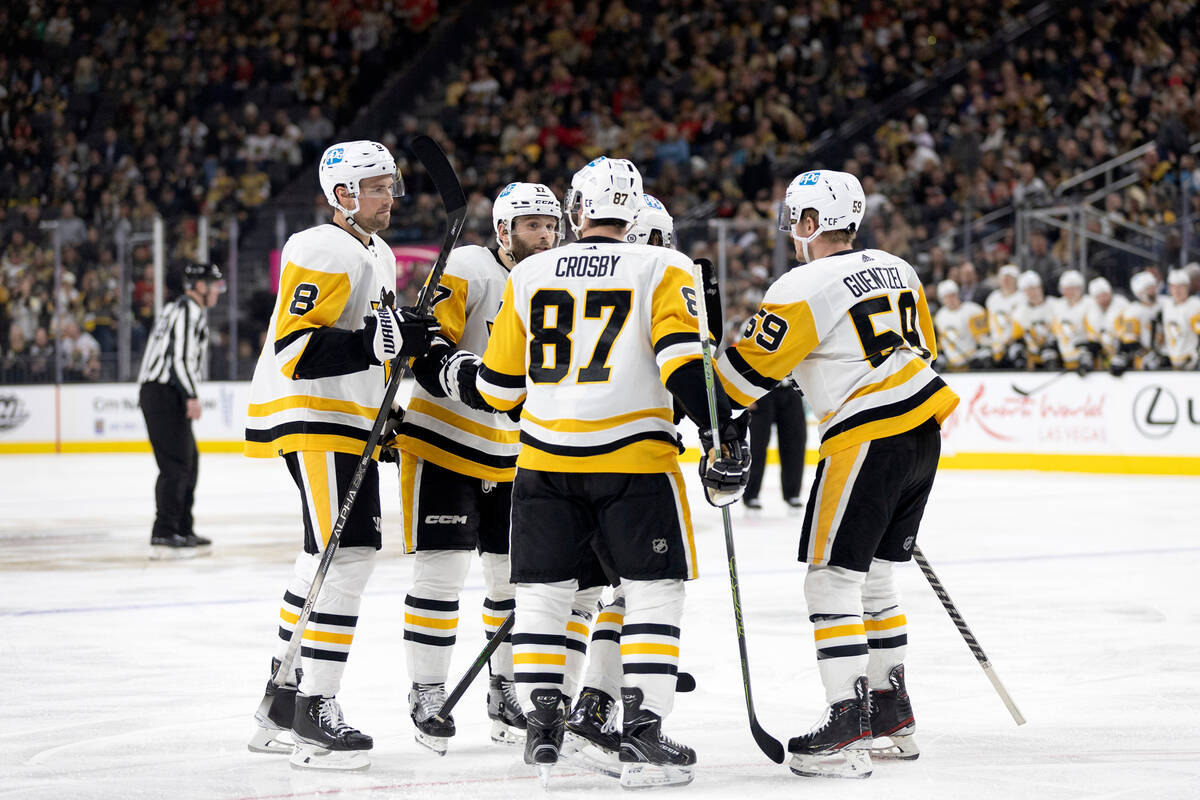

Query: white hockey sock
[[405, 549, 472, 685], [805, 564, 869, 705], [513, 580, 575, 714], [480, 552, 516, 679], [581, 590, 625, 701], [863, 559, 908, 690], [275, 547, 376, 698], [621, 579, 684, 718], [563, 585, 602, 699]]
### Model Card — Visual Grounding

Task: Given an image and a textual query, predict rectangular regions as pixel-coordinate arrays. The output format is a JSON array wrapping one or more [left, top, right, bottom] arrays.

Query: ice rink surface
[[2, 452, 1198, 800]]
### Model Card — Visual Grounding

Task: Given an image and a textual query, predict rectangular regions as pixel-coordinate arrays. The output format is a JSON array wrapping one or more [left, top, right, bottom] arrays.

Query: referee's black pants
[[139, 383, 198, 540], [746, 385, 807, 502]]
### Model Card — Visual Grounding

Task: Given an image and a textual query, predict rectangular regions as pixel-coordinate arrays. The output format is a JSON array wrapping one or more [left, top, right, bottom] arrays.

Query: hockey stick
[[911, 546, 1026, 726], [259, 136, 466, 706], [1010, 368, 1071, 397], [690, 261, 786, 764], [434, 612, 515, 723]]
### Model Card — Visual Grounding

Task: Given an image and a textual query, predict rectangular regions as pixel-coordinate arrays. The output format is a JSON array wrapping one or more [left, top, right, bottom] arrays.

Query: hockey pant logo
[[652, 538, 668, 554], [424, 514, 468, 525]]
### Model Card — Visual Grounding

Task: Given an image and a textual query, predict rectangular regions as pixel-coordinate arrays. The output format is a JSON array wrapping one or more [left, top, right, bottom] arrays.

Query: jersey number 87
[[528, 288, 632, 384]]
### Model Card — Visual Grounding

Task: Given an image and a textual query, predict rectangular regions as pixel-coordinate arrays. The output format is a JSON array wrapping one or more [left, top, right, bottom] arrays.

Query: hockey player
[[394, 182, 562, 754], [932, 279, 989, 371], [475, 157, 749, 789], [716, 169, 959, 779], [1012, 270, 1059, 370], [1086, 277, 1127, 366], [1052, 270, 1098, 372], [1160, 269, 1200, 369], [987, 264, 1026, 366], [245, 140, 438, 770], [1112, 271, 1164, 374]]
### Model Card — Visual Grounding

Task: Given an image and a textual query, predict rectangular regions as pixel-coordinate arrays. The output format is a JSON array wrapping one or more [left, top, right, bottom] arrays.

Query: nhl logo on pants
[[652, 538, 668, 554]]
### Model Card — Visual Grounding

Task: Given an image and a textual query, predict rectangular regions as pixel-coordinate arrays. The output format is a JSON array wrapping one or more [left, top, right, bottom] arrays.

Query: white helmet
[[1017, 270, 1043, 291], [626, 193, 674, 248], [493, 182, 561, 249], [1058, 269, 1085, 291], [318, 140, 403, 232], [1130, 271, 1158, 302], [1167, 268, 1190, 286], [1087, 276, 1112, 297], [778, 169, 865, 262], [564, 156, 643, 236], [936, 279, 960, 300]]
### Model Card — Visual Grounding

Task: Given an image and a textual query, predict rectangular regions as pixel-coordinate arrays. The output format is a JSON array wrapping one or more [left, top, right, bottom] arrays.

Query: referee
[[138, 262, 224, 558]]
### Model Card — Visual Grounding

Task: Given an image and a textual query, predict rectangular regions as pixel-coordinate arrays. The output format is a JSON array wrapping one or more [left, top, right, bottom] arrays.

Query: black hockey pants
[[139, 382, 198, 540]]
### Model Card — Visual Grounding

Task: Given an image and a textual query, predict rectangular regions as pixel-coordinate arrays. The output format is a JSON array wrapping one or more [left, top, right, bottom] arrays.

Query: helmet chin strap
[[793, 224, 823, 263], [335, 194, 373, 237]]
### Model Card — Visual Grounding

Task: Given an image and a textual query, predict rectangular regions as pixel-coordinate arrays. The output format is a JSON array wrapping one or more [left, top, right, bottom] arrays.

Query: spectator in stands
[[59, 318, 100, 382]]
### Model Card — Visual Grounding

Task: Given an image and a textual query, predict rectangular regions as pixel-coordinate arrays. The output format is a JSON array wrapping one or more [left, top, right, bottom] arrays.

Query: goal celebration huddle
[[240, 136, 980, 788]]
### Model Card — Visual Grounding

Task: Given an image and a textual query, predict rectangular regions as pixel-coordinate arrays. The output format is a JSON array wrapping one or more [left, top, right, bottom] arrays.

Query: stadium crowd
[[0, 0, 432, 381], [3, 0, 1200, 383]]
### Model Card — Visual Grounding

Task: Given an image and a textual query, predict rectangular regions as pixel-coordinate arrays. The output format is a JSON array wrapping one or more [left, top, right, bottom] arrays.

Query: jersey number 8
[[288, 283, 319, 315]]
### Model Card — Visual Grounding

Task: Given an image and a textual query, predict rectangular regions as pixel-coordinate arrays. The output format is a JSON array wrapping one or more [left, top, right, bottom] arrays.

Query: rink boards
[[1, 372, 1197, 474]]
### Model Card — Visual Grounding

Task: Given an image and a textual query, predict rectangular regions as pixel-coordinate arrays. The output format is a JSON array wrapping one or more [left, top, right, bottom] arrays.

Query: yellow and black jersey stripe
[[245, 224, 397, 458], [478, 237, 703, 473], [396, 245, 520, 481], [716, 249, 957, 458]]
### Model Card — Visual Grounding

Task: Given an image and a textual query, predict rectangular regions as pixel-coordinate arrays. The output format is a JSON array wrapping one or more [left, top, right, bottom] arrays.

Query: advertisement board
[[1, 373, 1197, 474]]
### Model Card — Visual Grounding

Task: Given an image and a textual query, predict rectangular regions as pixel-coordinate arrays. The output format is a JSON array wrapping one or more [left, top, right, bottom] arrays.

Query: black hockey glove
[[1109, 351, 1129, 377], [439, 349, 497, 412], [379, 406, 405, 464], [698, 412, 751, 508], [362, 306, 440, 364]]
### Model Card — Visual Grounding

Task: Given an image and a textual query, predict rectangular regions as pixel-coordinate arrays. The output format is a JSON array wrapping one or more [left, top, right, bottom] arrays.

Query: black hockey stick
[[435, 612, 515, 723], [912, 546, 1026, 725], [690, 261, 786, 764], [1010, 369, 1071, 397], [259, 136, 466, 707]]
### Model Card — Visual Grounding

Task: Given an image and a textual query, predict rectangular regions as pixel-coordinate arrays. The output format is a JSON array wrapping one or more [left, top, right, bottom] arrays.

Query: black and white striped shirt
[[137, 295, 208, 397]]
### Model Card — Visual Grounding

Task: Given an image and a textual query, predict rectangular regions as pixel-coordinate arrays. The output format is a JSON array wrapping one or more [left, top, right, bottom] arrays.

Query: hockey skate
[[524, 688, 566, 788], [149, 532, 211, 560], [869, 664, 919, 760], [248, 658, 299, 754], [787, 676, 872, 779], [487, 674, 527, 745], [289, 694, 372, 771], [563, 687, 622, 778], [409, 682, 455, 755], [618, 687, 695, 789]]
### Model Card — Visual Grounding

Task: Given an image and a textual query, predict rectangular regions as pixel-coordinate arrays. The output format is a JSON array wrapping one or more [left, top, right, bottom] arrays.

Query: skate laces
[[600, 699, 620, 735], [318, 697, 355, 735], [500, 679, 523, 713], [414, 684, 448, 718]]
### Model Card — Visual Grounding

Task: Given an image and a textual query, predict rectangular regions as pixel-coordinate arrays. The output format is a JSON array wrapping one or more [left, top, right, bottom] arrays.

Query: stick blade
[[405, 134, 466, 213], [751, 719, 786, 764]]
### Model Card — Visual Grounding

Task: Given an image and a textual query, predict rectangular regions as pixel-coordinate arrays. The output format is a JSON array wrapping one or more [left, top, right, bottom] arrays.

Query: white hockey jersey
[[1087, 295, 1128, 356], [934, 301, 989, 369], [245, 223, 397, 459], [1118, 298, 1163, 353], [986, 288, 1027, 360], [395, 245, 520, 482], [1161, 295, 1200, 368], [477, 236, 703, 473], [1052, 296, 1098, 366], [1014, 297, 1056, 359], [716, 249, 958, 459]]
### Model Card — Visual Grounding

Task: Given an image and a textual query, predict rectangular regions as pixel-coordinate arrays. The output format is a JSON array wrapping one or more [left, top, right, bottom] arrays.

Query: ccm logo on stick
[[425, 514, 468, 525]]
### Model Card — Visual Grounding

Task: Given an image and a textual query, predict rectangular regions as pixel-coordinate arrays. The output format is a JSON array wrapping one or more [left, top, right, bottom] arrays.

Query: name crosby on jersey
[[554, 253, 621, 278], [843, 264, 907, 298]]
